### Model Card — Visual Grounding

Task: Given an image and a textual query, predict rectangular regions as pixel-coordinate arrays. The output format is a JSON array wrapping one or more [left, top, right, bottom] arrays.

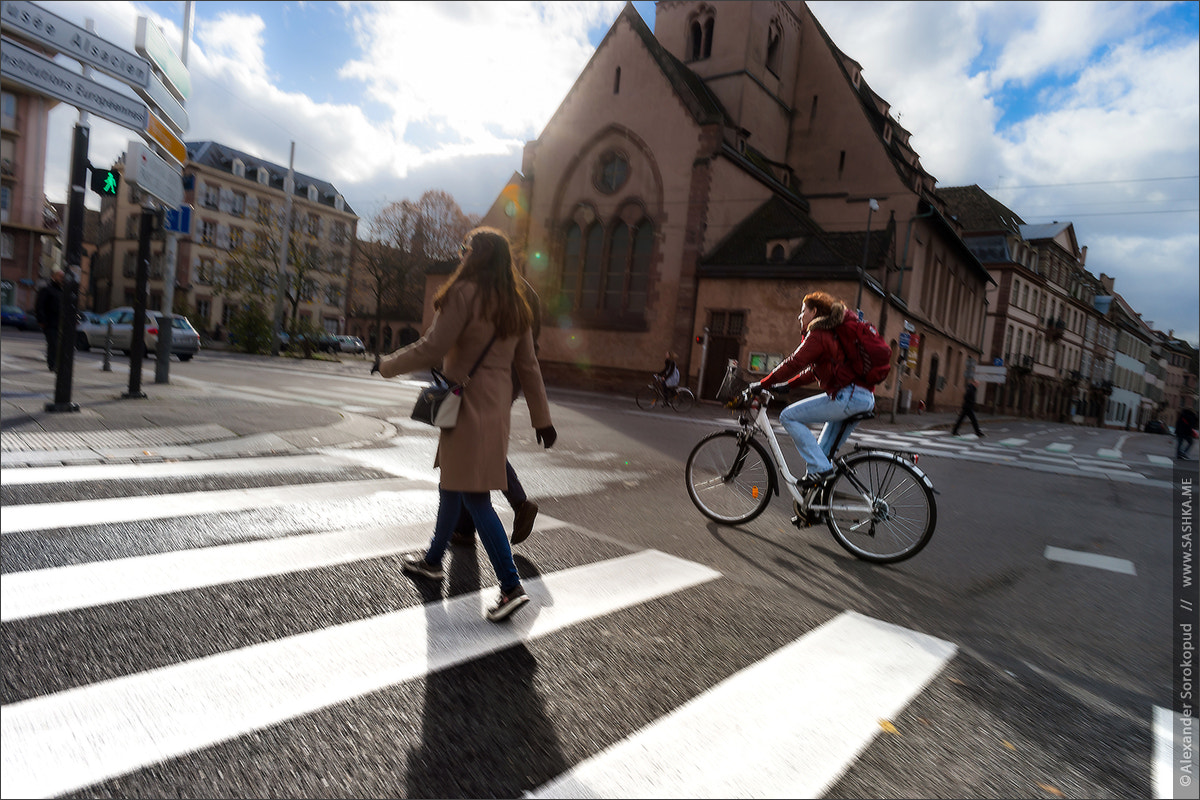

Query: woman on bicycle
[[748, 291, 874, 487], [654, 351, 680, 402]]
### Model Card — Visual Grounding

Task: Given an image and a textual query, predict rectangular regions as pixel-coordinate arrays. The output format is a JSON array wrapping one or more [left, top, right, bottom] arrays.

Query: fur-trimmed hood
[[806, 301, 848, 333]]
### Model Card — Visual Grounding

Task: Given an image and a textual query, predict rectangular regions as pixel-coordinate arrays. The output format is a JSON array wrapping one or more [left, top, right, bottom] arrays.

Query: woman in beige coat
[[372, 227, 555, 622]]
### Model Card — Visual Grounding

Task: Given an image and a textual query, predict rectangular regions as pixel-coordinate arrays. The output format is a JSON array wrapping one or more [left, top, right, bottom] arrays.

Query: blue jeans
[[454, 461, 526, 534], [778, 385, 875, 474], [425, 489, 521, 593]]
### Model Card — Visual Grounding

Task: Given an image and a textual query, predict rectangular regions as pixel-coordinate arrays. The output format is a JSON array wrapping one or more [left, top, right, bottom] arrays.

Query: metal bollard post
[[102, 320, 113, 372]]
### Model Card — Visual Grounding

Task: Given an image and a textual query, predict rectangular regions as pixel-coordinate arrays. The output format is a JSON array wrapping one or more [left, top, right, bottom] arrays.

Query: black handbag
[[410, 335, 496, 429]]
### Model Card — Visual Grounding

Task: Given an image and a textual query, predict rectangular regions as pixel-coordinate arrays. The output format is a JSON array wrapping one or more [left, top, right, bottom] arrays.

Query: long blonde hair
[[433, 227, 532, 339]]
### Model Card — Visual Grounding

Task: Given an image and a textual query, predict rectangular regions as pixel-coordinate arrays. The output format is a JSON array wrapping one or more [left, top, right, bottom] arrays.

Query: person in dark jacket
[[1176, 407, 1198, 460], [952, 379, 985, 437], [34, 268, 66, 371], [749, 291, 875, 487]]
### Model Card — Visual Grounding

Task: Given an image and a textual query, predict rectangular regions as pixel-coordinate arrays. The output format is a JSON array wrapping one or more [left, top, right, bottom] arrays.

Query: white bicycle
[[684, 366, 938, 563]]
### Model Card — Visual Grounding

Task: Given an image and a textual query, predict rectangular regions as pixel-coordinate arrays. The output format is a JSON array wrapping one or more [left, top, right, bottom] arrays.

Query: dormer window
[[334, 194, 345, 211], [307, 184, 318, 202], [232, 158, 245, 178], [257, 167, 270, 185]]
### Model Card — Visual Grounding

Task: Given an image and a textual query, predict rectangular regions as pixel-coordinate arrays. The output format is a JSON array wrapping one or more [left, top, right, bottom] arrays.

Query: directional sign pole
[[46, 124, 88, 413], [123, 207, 153, 400]]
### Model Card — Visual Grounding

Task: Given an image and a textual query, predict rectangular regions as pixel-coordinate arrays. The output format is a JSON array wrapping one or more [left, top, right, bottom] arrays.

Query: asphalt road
[[1, 338, 1191, 798]]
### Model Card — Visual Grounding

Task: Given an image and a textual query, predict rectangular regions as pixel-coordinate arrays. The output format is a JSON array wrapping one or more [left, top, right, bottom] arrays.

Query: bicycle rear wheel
[[685, 430, 774, 524], [671, 388, 695, 412], [636, 385, 661, 410], [823, 451, 936, 563]]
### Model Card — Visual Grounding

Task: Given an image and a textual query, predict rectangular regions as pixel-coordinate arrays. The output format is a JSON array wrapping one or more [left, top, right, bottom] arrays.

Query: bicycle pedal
[[791, 513, 812, 529]]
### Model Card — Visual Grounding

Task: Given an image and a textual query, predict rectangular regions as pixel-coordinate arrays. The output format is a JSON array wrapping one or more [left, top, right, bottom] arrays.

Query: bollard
[[102, 320, 113, 372]]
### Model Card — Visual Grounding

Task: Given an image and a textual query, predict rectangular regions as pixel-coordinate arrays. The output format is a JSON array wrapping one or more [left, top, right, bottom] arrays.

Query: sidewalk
[[1, 346, 394, 468], [1, 339, 996, 469]]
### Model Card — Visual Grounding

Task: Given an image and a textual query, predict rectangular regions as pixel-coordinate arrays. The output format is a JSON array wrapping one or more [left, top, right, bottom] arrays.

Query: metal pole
[[46, 124, 88, 413], [271, 142, 296, 356], [855, 199, 878, 315], [123, 207, 153, 399]]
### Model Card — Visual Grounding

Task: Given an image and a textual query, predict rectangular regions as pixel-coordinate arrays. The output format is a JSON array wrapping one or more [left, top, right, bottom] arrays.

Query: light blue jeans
[[778, 385, 875, 474]]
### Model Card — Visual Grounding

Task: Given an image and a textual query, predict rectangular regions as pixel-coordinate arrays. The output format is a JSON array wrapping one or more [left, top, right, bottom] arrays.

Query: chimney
[[1080, 245, 1087, 265], [1099, 272, 1115, 294]]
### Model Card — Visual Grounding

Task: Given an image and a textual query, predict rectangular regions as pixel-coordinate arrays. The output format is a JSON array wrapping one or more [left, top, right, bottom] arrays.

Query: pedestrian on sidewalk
[[372, 227, 555, 622], [951, 379, 985, 437], [34, 268, 67, 371], [1176, 407, 1197, 460], [450, 274, 543, 549]]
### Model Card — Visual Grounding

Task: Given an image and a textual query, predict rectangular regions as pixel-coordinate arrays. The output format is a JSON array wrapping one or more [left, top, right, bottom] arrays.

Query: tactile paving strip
[[0, 424, 235, 452]]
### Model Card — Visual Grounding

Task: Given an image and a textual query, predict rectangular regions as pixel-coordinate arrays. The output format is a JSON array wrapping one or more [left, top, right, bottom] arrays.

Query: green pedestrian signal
[[89, 166, 120, 196]]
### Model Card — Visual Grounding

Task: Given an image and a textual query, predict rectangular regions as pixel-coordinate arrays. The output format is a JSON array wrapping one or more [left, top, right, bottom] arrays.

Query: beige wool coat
[[377, 280, 552, 492]]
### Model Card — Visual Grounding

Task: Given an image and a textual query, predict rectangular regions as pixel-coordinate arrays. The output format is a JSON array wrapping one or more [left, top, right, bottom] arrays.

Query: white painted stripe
[[2, 512, 436, 622], [1147, 455, 1174, 467], [1044, 546, 1136, 576], [0, 550, 720, 800], [1045, 442, 1074, 453], [1152, 705, 1179, 799], [0, 453, 358, 487], [531, 611, 955, 799], [1098, 448, 1122, 459], [0, 478, 414, 535], [997, 438, 1029, 447]]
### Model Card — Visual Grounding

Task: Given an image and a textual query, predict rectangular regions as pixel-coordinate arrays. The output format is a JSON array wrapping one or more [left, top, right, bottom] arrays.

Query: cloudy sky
[[25, 1, 1200, 345]]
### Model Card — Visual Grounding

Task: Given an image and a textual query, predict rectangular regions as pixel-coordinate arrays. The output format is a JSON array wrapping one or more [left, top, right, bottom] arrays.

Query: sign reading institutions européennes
[[0, 35, 149, 131], [1, 0, 151, 89]]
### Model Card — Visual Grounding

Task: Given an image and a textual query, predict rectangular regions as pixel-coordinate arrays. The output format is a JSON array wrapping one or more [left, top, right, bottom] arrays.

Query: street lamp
[[856, 198, 879, 315]]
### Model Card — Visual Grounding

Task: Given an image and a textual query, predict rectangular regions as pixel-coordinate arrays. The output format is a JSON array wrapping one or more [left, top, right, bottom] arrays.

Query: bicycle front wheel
[[636, 385, 661, 410], [685, 431, 774, 524], [824, 451, 936, 563], [671, 388, 695, 412]]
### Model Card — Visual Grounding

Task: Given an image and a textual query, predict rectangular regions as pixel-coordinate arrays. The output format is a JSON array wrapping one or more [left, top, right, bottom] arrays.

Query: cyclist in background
[[654, 351, 680, 402], [748, 291, 875, 487]]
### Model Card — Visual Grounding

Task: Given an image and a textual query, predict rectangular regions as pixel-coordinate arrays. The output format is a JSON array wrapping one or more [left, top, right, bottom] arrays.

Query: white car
[[336, 335, 366, 354], [76, 307, 201, 360]]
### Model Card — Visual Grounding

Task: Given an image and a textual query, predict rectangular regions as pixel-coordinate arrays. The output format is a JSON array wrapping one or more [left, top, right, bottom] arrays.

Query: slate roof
[[939, 185, 1025, 233], [185, 141, 356, 216]]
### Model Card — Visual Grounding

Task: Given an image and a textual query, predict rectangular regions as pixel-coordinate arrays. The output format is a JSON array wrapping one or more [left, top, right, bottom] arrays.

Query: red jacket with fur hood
[[759, 302, 871, 397]]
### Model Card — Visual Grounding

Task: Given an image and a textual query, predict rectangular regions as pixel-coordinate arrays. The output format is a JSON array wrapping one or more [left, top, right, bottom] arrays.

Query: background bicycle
[[684, 364, 937, 563], [635, 378, 695, 412]]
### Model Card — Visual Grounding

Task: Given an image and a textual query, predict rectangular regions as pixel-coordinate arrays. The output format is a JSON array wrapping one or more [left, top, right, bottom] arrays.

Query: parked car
[[77, 307, 201, 360], [1144, 419, 1170, 435], [336, 335, 366, 354], [1, 304, 40, 331]]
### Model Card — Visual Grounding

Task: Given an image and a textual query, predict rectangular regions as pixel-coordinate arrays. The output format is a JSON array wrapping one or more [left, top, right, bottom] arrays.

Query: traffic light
[[89, 165, 120, 196]]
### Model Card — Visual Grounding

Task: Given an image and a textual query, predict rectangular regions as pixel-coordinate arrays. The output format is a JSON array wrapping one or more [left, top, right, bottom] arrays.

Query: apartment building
[[0, 84, 57, 311], [90, 141, 357, 337]]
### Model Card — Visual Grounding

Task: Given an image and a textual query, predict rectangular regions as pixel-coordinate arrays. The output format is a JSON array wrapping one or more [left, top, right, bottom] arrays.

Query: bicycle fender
[[847, 449, 934, 490]]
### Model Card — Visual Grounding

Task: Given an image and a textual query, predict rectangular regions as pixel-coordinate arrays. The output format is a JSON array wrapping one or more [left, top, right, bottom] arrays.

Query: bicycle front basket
[[715, 365, 750, 403]]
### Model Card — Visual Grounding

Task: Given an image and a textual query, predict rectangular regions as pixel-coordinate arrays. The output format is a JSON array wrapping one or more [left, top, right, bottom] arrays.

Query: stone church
[[473, 0, 991, 412]]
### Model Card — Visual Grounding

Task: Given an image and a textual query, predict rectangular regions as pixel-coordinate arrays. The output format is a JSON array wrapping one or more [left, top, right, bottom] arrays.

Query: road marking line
[[998, 438, 1028, 447], [1098, 448, 1122, 459], [1146, 455, 1174, 467], [1045, 443, 1073, 453], [0, 550, 721, 800], [1152, 705, 1181, 799], [0, 478, 417, 535], [530, 611, 956, 799], [1044, 546, 1136, 576]]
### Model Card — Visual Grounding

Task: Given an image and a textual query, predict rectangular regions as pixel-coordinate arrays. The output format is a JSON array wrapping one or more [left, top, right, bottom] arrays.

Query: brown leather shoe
[[510, 500, 539, 545], [450, 531, 475, 547]]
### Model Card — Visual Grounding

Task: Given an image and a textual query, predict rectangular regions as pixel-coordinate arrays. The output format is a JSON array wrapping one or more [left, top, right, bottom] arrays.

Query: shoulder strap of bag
[[460, 333, 498, 388]]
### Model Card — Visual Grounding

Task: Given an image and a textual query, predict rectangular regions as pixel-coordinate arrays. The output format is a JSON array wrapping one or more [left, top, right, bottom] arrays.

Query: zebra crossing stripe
[[0, 454, 356, 487], [1, 516, 442, 622], [0, 550, 720, 800], [529, 611, 956, 799], [0, 477, 416, 535]]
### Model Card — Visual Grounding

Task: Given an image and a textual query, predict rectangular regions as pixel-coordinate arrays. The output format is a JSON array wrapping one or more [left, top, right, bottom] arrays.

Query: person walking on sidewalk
[[952, 379, 985, 437], [450, 274, 544, 549], [1176, 407, 1197, 460], [371, 227, 555, 622], [34, 268, 67, 372]]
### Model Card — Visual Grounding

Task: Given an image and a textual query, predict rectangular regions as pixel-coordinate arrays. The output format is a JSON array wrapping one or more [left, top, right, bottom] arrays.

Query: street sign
[[905, 334, 920, 370], [134, 70, 188, 135], [993, 357, 1003, 367], [1, 36, 148, 130], [974, 365, 1007, 384], [125, 140, 182, 207], [162, 204, 192, 234], [135, 16, 189, 102], [898, 331, 910, 349], [1, 0, 150, 88], [143, 109, 186, 165]]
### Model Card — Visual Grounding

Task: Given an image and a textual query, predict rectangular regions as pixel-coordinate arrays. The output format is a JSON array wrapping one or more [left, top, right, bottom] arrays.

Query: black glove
[[748, 381, 763, 394], [370, 355, 381, 375], [536, 426, 557, 449]]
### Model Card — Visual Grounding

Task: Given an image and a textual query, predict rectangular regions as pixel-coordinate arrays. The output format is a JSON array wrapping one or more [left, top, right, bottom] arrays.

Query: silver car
[[77, 307, 201, 361], [336, 335, 366, 354]]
